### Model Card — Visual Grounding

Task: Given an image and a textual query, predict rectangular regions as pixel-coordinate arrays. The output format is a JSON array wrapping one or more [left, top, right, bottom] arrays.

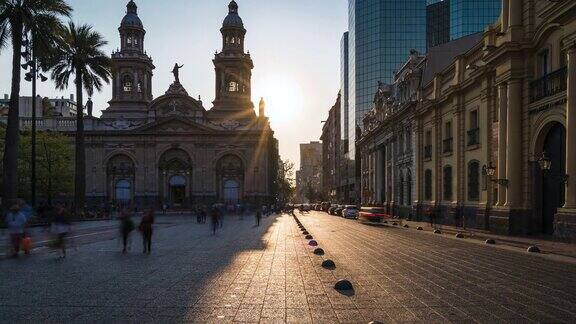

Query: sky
[[0, 0, 348, 170]]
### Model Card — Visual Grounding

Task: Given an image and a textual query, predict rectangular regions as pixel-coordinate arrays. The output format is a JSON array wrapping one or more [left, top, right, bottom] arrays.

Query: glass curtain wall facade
[[340, 32, 350, 199], [427, 0, 450, 49], [426, 0, 501, 48], [348, 0, 426, 203], [450, 0, 501, 40]]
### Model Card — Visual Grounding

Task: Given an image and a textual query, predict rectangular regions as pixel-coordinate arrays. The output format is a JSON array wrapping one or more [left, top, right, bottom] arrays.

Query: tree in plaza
[[277, 159, 296, 205], [0, 0, 72, 208], [304, 180, 325, 203], [50, 22, 111, 215], [0, 127, 73, 203]]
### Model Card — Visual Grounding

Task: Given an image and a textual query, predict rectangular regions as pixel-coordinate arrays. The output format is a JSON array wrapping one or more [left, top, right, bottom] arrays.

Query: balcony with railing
[[443, 138, 453, 154], [530, 67, 567, 103], [467, 128, 480, 147], [424, 145, 432, 160]]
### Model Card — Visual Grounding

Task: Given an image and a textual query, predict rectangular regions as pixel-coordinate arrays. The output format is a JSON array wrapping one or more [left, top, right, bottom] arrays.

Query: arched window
[[231, 37, 235, 44], [468, 161, 480, 201], [123, 75, 133, 92], [126, 36, 132, 45], [443, 165, 453, 201], [225, 36, 229, 44], [229, 81, 239, 92], [425, 169, 432, 201], [237, 37, 241, 45], [137, 81, 142, 93]]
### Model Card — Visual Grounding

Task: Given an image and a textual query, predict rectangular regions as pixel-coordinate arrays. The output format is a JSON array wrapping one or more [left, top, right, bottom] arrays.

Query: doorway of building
[[223, 179, 240, 205], [541, 122, 566, 235], [170, 175, 187, 207], [115, 179, 132, 204]]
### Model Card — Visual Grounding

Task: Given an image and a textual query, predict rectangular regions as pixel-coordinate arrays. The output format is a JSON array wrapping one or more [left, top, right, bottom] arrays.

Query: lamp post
[[483, 161, 509, 187], [538, 151, 568, 183], [22, 34, 48, 207]]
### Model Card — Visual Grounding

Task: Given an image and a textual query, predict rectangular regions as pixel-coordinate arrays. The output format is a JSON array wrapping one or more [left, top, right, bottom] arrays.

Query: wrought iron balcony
[[530, 67, 567, 103], [443, 138, 453, 154], [467, 128, 480, 146], [424, 145, 432, 159]]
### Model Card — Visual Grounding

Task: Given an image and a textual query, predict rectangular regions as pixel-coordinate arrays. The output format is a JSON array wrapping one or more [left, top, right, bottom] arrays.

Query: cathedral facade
[[79, 1, 278, 208]]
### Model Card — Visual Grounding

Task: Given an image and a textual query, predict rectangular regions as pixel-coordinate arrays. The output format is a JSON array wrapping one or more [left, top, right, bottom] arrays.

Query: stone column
[[565, 47, 576, 209], [508, 0, 522, 27], [505, 79, 522, 208], [501, 0, 509, 33], [497, 83, 508, 206], [376, 148, 384, 204]]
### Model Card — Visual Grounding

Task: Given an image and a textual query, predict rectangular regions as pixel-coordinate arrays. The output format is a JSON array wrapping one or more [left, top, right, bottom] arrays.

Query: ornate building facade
[[320, 93, 341, 201], [358, 50, 425, 218], [3, 1, 279, 208], [359, 0, 576, 238]]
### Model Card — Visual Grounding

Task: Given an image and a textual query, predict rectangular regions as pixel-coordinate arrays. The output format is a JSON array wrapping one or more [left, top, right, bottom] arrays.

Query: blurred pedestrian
[[210, 208, 219, 235], [139, 208, 154, 254], [5, 204, 27, 257], [51, 205, 71, 258], [255, 209, 262, 227], [119, 208, 135, 253]]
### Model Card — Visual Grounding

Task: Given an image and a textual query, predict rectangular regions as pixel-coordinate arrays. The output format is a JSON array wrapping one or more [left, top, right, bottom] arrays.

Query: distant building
[[296, 141, 322, 203], [0, 94, 76, 118], [426, 0, 450, 49], [320, 93, 341, 201]]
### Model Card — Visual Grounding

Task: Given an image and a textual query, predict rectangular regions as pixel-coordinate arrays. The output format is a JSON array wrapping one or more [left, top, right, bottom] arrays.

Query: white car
[[342, 205, 359, 219]]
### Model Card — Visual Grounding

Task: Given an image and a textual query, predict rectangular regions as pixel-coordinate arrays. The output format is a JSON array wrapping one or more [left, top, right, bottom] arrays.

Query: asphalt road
[[0, 211, 574, 323]]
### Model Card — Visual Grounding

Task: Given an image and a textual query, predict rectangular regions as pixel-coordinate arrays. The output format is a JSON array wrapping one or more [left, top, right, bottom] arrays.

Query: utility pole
[[24, 34, 48, 207]]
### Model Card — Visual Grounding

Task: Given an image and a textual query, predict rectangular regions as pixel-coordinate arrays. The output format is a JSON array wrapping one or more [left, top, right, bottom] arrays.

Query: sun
[[253, 75, 304, 124]]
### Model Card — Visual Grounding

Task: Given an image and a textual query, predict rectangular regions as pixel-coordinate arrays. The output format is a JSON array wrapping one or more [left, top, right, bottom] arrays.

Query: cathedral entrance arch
[[533, 122, 566, 235], [107, 154, 135, 205], [159, 149, 192, 207], [217, 154, 244, 205]]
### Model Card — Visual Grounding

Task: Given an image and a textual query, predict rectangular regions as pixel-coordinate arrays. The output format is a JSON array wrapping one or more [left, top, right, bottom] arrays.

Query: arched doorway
[[107, 154, 135, 205], [169, 175, 187, 206], [223, 179, 240, 204], [540, 122, 566, 234], [217, 154, 244, 205], [159, 149, 192, 207]]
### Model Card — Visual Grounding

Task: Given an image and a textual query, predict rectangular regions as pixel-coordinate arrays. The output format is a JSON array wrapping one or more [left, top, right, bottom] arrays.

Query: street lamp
[[482, 161, 508, 186], [537, 151, 568, 184], [22, 34, 48, 207]]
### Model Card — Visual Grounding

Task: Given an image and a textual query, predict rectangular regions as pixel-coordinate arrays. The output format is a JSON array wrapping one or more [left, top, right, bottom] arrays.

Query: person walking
[[51, 205, 71, 258], [139, 209, 154, 254], [255, 209, 262, 227], [210, 208, 220, 235], [119, 209, 135, 253], [5, 204, 27, 258]]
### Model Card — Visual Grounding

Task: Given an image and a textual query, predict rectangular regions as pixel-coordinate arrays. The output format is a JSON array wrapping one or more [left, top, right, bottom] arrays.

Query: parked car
[[358, 206, 391, 224], [334, 205, 344, 216], [328, 206, 336, 215], [342, 205, 359, 219]]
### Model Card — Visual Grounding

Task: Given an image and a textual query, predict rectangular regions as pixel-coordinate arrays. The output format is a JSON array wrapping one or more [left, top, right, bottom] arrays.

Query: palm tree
[[0, 0, 71, 208], [50, 22, 111, 215]]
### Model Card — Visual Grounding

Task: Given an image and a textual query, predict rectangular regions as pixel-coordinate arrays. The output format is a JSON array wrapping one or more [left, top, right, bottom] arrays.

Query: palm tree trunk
[[2, 18, 23, 209], [74, 67, 85, 216]]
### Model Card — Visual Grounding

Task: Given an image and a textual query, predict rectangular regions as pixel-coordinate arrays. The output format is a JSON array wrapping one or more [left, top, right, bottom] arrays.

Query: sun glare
[[253, 75, 304, 124]]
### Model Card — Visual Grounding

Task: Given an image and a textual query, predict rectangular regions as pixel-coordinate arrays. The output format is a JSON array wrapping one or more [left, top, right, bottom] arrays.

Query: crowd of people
[[3, 201, 285, 258]]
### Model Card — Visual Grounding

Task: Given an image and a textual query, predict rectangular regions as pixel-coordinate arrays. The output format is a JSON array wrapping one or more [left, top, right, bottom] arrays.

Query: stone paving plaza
[[1, 211, 576, 323]]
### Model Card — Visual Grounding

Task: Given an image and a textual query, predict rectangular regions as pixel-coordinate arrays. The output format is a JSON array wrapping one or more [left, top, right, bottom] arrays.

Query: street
[[1, 211, 575, 323]]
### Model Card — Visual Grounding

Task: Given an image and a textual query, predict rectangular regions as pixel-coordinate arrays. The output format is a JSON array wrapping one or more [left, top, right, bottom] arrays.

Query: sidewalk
[[394, 218, 576, 259]]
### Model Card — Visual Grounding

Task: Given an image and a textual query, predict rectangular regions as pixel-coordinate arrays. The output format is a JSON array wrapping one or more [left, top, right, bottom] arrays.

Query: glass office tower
[[347, 0, 427, 202], [427, 0, 450, 49], [426, 0, 501, 47], [450, 0, 501, 40], [340, 32, 350, 200]]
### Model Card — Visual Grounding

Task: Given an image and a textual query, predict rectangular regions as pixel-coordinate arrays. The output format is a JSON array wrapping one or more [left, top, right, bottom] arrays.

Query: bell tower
[[102, 0, 155, 119], [211, 1, 255, 119]]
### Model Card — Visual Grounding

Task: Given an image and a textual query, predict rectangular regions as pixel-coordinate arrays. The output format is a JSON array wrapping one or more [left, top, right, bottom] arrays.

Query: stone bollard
[[321, 259, 336, 269], [313, 248, 324, 255], [334, 279, 353, 291], [485, 239, 496, 245], [455, 233, 464, 238], [433, 229, 441, 234], [305, 235, 313, 240], [308, 240, 318, 246], [527, 246, 541, 253]]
